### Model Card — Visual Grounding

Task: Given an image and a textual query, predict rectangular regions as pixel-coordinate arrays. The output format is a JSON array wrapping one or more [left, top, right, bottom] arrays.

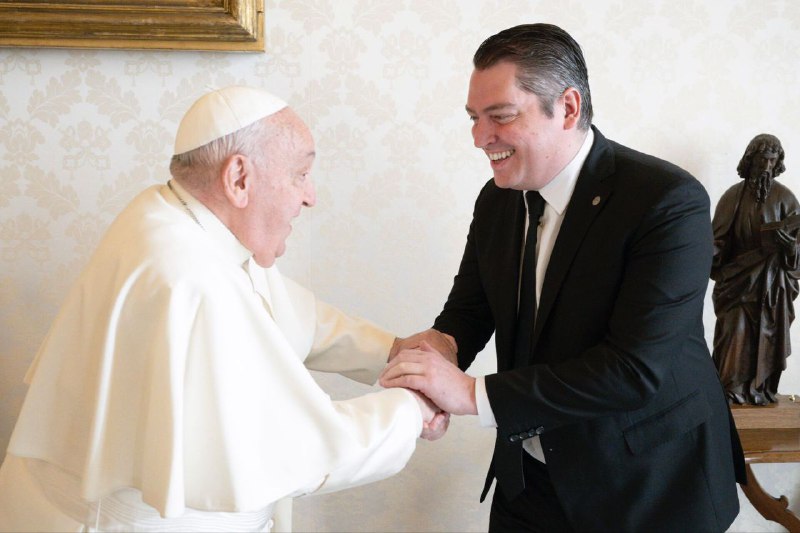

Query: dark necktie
[[493, 190, 546, 503], [514, 190, 545, 369]]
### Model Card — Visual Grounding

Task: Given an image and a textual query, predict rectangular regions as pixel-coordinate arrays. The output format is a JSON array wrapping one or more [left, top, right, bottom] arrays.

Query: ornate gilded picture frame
[[0, 0, 264, 52]]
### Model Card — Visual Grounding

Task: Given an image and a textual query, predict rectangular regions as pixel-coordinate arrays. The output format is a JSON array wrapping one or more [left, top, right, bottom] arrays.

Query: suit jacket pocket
[[623, 391, 711, 455]]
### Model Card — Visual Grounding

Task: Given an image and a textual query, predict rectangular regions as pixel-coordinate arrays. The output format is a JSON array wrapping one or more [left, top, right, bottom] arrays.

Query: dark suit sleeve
[[433, 184, 497, 371], [486, 176, 714, 432]]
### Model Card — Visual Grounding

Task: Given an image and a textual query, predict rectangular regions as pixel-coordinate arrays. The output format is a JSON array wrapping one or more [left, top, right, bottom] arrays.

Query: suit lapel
[[534, 128, 616, 346]]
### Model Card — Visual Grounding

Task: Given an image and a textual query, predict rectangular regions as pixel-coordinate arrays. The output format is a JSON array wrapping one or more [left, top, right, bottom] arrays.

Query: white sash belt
[[24, 458, 275, 532]]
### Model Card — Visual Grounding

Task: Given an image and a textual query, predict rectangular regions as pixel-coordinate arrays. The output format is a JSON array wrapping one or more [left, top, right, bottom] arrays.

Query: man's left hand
[[389, 329, 457, 366]]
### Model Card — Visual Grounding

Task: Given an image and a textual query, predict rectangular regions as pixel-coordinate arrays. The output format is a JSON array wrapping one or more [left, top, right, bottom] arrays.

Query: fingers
[[380, 349, 447, 401], [380, 353, 439, 398], [408, 389, 450, 441], [380, 372, 425, 393], [422, 333, 458, 366], [421, 411, 451, 441], [382, 347, 476, 415], [389, 329, 458, 366], [417, 341, 457, 366], [380, 358, 424, 381], [388, 335, 421, 361], [380, 349, 429, 379]]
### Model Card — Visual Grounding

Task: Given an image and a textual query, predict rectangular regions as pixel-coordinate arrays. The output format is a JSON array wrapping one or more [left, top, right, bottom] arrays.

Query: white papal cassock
[[0, 181, 421, 532]]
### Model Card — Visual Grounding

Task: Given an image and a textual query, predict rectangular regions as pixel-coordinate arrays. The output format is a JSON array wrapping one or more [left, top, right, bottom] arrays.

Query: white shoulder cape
[[7, 185, 420, 518]]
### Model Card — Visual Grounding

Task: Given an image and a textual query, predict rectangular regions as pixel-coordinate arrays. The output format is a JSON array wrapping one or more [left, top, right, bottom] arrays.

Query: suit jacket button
[[509, 434, 519, 443], [535, 426, 544, 435], [527, 430, 537, 438]]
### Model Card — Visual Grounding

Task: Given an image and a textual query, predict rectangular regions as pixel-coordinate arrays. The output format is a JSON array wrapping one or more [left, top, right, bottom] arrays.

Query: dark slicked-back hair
[[737, 133, 786, 180], [473, 23, 593, 130]]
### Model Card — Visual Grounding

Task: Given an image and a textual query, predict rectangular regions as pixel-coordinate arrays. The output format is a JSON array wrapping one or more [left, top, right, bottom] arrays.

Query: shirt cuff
[[475, 376, 497, 428]]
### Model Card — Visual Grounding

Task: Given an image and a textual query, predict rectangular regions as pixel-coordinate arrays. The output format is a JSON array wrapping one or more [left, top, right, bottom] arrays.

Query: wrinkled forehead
[[264, 109, 315, 161], [286, 112, 315, 157]]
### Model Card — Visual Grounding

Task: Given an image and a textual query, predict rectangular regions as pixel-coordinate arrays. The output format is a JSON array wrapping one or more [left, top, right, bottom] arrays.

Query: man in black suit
[[381, 23, 745, 532]]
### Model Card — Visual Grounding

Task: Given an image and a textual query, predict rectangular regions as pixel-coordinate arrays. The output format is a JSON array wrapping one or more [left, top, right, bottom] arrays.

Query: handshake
[[381, 329, 478, 442]]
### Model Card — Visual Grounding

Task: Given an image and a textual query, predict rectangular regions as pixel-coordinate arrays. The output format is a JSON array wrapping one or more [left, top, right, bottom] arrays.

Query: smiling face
[[240, 110, 317, 267], [466, 61, 581, 191]]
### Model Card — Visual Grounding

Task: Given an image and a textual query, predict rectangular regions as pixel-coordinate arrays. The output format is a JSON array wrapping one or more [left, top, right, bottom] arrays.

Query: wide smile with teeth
[[488, 149, 515, 162]]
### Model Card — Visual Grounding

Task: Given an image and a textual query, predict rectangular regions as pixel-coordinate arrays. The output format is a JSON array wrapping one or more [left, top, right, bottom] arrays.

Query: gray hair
[[473, 23, 593, 130], [169, 117, 272, 187]]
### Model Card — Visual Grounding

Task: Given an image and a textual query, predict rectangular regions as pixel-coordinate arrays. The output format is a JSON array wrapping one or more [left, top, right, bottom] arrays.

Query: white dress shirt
[[475, 128, 595, 463]]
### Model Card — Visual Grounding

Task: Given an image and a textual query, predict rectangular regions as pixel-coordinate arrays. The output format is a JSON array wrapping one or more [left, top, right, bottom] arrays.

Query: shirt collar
[[537, 128, 595, 215], [166, 179, 253, 266]]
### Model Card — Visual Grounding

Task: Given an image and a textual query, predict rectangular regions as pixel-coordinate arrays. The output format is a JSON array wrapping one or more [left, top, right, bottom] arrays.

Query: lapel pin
[[592, 196, 601, 206]]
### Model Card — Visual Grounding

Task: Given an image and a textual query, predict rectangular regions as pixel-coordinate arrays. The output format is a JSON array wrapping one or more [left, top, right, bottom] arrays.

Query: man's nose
[[303, 180, 316, 207], [472, 119, 496, 148]]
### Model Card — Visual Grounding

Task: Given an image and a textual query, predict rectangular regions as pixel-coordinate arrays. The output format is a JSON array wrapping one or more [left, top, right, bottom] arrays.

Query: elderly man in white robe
[[0, 86, 449, 533]]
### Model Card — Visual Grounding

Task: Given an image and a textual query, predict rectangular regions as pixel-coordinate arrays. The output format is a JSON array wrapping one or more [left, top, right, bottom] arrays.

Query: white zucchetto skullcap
[[173, 86, 287, 155]]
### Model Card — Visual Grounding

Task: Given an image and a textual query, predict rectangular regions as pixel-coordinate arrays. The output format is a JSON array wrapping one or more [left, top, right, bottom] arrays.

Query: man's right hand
[[390, 328, 457, 366], [383, 342, 477, 416]]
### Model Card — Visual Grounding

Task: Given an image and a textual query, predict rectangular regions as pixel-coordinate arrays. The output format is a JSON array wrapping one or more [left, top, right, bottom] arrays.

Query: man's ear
[[561, 87, 582, 130], [221, 154, 251, 208]]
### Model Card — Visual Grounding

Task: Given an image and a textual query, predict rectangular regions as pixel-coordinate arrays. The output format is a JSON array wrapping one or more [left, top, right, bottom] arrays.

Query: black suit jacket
[[434, 128, 744, 532]]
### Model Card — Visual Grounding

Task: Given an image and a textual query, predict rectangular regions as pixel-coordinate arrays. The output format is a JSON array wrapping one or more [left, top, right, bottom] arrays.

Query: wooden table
[[731, 395, 800, 532]]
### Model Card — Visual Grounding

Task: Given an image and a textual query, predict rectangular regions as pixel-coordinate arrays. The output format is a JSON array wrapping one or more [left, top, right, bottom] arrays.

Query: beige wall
[[1, 1, 799, 531]]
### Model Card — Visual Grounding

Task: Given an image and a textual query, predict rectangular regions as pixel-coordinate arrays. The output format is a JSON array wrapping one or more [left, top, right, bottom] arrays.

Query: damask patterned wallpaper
[[1, 1, 798, 531]]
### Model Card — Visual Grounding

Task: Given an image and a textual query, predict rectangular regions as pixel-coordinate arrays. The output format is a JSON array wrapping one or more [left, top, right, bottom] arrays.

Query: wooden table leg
[[740, 464, 800, 532]]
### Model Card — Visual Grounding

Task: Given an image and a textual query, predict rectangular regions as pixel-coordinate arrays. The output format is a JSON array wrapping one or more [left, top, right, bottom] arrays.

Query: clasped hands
[[383, 329, 477, 441]]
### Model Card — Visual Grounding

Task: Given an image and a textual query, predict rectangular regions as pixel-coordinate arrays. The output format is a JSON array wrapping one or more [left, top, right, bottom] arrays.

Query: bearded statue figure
[[711, 134, 800, 405]]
